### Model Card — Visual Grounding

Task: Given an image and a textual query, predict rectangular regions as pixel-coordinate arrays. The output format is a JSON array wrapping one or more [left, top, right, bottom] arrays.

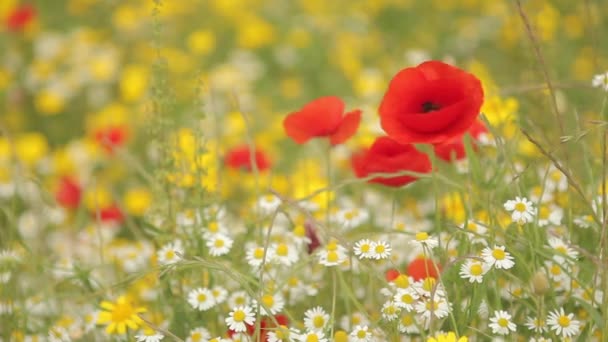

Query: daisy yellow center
[[395, 222, 406, 231], [422, 277, 436, 291], [497, 318, 509, 327], [467, 222, 478, 232], [261, 294, 274, 307], [514, 202, 527, 212], [288, 276, 299, 286], [375, 244, 385, 254], [327, 251, 339, 262], [357, 330, 367, 338], [197, 293, 207, 302], [426, 301, 439, 311], [235, 297, 246, 305], [558, 315, 571, 327], [470, 263, 483, 276], [384, 305, 398, 315], [555, 246, 567, 255], [165, 250, 175, 259], [191, 332, 202, 342], [214, 239, 225, 248], [293, 225, 306, 237], [401, 294, 414, 304], [416, 232, 429, 241], [550, 265, 561, 275], [306, 334, 319, 342], [233, 310, 246, 322], [276, 326, 289, 338], [539, 207, 549, 219], [360, 244, 370, 253], [264, 195, 275, 202], [344, 210, 358, 220], [276, 244, 288, 256], [313, 316, 325, 328], [492, 249, 506, 260], [401, 314, 413, 325], [550, 170, 562, 181], [326, 241, 338, 251], [208, 222, 218, 233], [254, 248, 265, 259]]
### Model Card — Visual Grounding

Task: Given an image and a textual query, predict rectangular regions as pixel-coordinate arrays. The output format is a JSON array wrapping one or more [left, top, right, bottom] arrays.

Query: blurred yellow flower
[[15, 133, 48, 167], [124, 187, 152, 216], [120, 65, 149, 102], [187, 30, 216, 55], [35, 89, 65, 115], [237, 15, 275, 49], [84, 185, 113, 211]]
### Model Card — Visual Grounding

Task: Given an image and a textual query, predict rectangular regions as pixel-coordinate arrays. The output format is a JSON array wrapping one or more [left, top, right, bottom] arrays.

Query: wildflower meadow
[[2, 0, 608, 341]]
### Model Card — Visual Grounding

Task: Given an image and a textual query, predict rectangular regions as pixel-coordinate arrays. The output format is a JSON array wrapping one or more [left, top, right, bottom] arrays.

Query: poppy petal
[[330, 109, 361, 145]]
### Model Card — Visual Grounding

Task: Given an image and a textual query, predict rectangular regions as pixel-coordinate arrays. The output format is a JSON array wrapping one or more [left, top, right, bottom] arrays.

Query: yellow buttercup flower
[[120, 65, 149, 102], [427, 332, 468, 342], [123, 188, 152, 216], [97, 295, 146, 335], [15, 133, 48, 167]]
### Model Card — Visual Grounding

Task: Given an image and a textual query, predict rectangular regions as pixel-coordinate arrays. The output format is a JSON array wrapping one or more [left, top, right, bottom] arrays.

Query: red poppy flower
[[379, 60, 483, 144], [55, 176, 81, 209], [224, 145, 271, 172], [433, 119, 489, 162], [283, 96, 361, 145], [385, 268, 401, 282], [5, 4, 36, 32], [351, 136, 432, 187], [407, 257, 441, 281], [94, 125, 129, 153], [96, 204, 124, 224]]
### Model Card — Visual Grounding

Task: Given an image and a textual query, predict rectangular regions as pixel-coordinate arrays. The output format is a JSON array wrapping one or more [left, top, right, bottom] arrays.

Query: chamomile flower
[[246, 245, 274, 268], [546, 308, 580, 338], [272, 242, 299, 266], [258, 194, 281, 215], [135, 332, 164, 342], [547, 237, 578, 264], [524, 316, 547, 333], [211, 286, 228, 304], [397, 313, 420, 334], [415, 297, 451, 320], [537, 205, 563, 227], [370, 240, 391, 260], [206, 233, 233, 256], [349, 325, 372, 342], [225, 306, 255, 333], [459, 220, 488, 242], [459, 259, 489, 283], [544, 165, 568, 192], [504, 196, 535, 224], [482, 245, 515, 269], [489, 310, 516, 335], [411, 232, 439, 249], [228, 291, 250, 308], [393, 288, 419, 311], [353, 239, 374, 259], [187, 287, 215, 311], [157, 241, 183, 265], [381, 301, 401, 321], [544, 260, 569, 281], [592, 71, 608, 91], [267, 325, 299, 342], [186, 327, 211, 342], [48, 326, 71, 342], [317, 241, 347, 267], [256, 292, 285, 315], [303, 306, 329, 332], [296, 331, 327, 342], [334, 208, 369, 230]]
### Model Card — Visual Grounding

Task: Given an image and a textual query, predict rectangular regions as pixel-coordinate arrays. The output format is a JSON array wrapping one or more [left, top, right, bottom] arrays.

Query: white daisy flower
[[225, 305, 255, 333], [369, 241, 391, 260], [135, 332, 164, 342], [547, 308, 580, 338], [544, 260, 570, 282], [544, 165, 568, 192], [186, 327, 211, 342], [202, 220, 228, 239], [482, 245, 515, 269], [272, 242, 299, 266], [524, 316, 547, 333], [381, 301, 401, 321], [353, 239, 374, 259], [334, 208, 369, 230], [296, 331, 327, 342], [256, 292, 285, 316], [228, 291, 250, 308], [258, 194, 281, 215], [504, 196, 536, 224], [303, 306, 329, 332], [459, 259, 489, 283], [397, 312, 419, 334], [459, 220, 488, 243], [246, 245, 274, 268], [317, 241, 348, 267], [537, 205, 563, 227], [206, 233, 233, 256], [393, 288, 419, 311], [415, 297, 451, 320], [592, 71, 608, 91], [188, 287, 215, 311], [411, 232, 439, 249], [547, 237, 578, 264], [339, 311, 369, 331], [211, 286, 228, 304], [157, 241, 183, 265], [529, 185, 554, 204], [349, 325, 372, 342], [489, 310, 517, 335], [267, 325, 299, 342]]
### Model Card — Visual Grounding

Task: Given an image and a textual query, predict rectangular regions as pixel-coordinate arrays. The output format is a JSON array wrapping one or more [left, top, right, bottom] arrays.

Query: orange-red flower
[[55, 176, 81, 209], [94, 125, 129, 154], [351, 136, 432, 187], [407, 257, 441, 281], [379, 60, 483, 144], [5, 4, 36, 32], [224, 145, 271, 172], [433, 119, 488, 162], [283, 96, 361, 145]]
